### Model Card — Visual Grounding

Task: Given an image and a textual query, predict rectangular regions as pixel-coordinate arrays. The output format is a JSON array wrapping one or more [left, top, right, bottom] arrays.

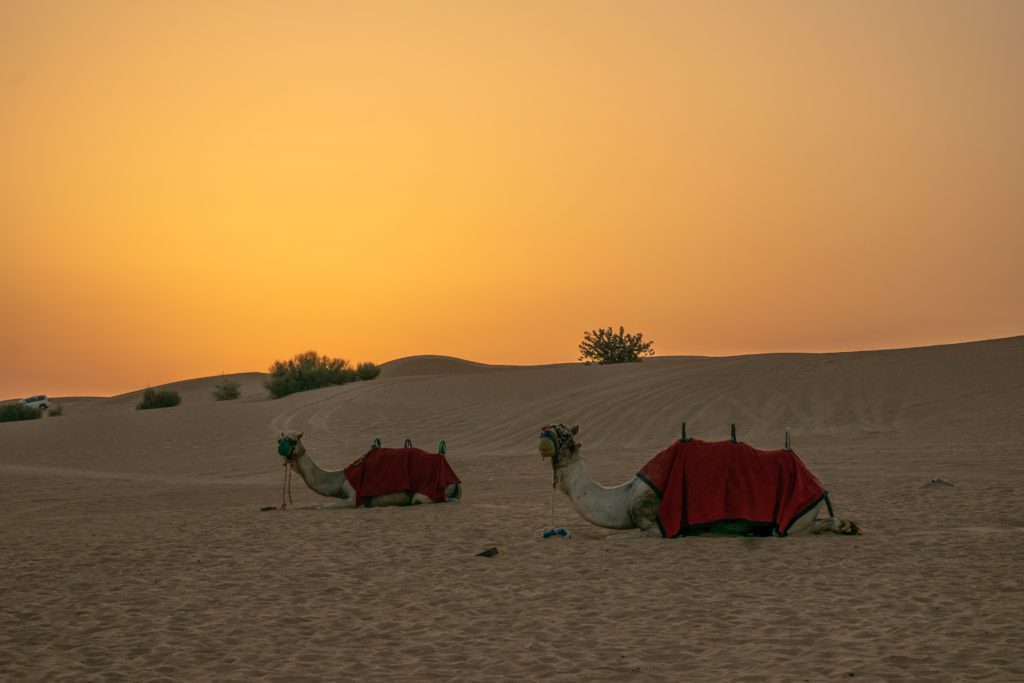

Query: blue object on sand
[[542, 527, 571, 538]]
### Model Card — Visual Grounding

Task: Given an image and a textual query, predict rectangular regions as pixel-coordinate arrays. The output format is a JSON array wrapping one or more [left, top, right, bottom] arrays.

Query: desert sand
[[2, 337, 1023, 681]]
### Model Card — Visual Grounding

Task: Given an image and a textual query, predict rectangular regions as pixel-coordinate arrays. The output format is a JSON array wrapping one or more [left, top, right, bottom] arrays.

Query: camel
[[277, 432, 462, 509], [538, 423, 859, 537]]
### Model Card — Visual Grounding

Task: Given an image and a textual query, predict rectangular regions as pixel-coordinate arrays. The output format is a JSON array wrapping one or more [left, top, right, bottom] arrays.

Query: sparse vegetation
[[137, 388, 182, 410], [0, 403, 44, 422], [578, 326, 655, 365], [47, 402, 63, 417], [265, 350, 379, 398], [213, 379, 241, 401], [356, 362, 381, 381]]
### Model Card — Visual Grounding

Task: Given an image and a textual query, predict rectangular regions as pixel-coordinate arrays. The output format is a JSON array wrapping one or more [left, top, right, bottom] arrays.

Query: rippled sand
[[3, 338, 1023, 680]]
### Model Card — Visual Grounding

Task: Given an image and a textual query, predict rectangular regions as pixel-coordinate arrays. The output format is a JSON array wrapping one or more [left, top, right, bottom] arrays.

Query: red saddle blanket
[[637, 439, 826, 537], [343, 447, 460, 506]]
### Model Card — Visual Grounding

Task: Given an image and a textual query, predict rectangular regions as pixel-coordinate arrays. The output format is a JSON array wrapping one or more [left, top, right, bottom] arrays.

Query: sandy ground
[[2, 338, 1023, 681]]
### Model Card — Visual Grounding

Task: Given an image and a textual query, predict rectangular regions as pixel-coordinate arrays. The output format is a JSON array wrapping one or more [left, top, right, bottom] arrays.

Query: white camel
[[277, 432, 462, 509], [538, 423, 858, 537]]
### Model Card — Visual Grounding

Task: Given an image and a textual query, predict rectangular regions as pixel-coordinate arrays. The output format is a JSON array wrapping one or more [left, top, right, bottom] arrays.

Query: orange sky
[[2, 1, 1022, 398]]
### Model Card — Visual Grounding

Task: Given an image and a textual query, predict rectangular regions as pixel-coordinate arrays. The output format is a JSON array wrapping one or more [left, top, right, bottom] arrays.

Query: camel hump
[[640, 438, 826, 538], [344, 446, 461, 506]]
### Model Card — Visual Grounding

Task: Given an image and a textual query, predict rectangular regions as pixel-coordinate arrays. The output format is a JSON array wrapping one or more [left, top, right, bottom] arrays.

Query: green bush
[[578, 326, 655, 365], [213, 380, 241, 401], [137, 388, 181, 410], [0, 403, 44, 422], [356, 362, 381, 381], [265, 351, 353, 398]]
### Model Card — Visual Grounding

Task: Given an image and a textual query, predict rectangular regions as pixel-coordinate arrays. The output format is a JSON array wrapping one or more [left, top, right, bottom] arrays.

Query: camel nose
[[538, 439, 555, 458]]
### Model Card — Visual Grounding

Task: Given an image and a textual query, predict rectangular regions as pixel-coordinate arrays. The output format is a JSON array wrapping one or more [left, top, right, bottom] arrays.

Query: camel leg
[[443, 482, 462, 503], [606, 515, 664, 540], [310, 498, 357, 510], [606, 528, 663, 540], [365, 492, 414, 507], [809, 517, 859, 535], [409, 493, 434, 505], [606, 526, 663, 540], [788, 501, 859, 535]]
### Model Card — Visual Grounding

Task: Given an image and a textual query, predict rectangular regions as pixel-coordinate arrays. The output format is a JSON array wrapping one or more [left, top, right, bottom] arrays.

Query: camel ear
[[571, 424, 579, 435], [297, 432, 304, 440]]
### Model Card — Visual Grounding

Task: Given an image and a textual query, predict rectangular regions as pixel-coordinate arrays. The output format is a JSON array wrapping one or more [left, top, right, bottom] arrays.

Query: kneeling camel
[[277, 432, 462, 509], [538, 423, 858, 537]]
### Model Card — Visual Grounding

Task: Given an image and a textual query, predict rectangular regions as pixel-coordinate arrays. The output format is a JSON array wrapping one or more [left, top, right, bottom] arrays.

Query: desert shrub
[[265, 351, 360, 398], [0, 403, 43, 422], [137, 388, 181, 410], [355, 362, 381, 381], [47, 403, 63, 417], [578, 325, 655, 365], [213, 380, 241, 401]]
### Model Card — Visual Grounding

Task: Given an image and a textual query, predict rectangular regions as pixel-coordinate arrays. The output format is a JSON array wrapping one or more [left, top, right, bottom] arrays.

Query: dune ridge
[[2, 336, 1023, 680]]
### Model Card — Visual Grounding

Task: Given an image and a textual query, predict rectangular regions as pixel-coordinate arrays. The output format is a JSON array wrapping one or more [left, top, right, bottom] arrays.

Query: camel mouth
[[277, 437, 296, 459], [540, 424, 577, 458]]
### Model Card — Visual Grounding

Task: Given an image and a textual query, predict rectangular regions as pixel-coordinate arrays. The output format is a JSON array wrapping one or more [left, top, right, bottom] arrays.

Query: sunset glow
[[3, 1, 1022, 397]]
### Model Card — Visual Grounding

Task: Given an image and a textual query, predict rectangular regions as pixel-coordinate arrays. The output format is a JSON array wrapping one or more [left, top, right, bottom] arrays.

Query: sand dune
[[2, 337, 1023, 680], [380, 354, 511, 378]]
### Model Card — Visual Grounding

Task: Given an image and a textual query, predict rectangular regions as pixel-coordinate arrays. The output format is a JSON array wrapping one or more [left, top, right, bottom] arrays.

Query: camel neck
[[556, 458, 637, 530], [292, 451, 349, 498]]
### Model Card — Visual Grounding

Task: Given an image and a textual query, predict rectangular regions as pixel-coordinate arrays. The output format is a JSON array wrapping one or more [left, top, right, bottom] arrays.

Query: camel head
[[277, 431, 306, 464], [538, 423, 580, 467]]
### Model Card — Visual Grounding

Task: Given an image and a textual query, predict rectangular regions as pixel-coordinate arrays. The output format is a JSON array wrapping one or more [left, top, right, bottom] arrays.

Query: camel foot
[[839, 519, 860, 535], [809, 517, 860, 535], [823, 520, 856, 536]]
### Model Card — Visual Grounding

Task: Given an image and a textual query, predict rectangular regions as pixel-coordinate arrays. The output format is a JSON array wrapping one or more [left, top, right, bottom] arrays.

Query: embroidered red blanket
[[637, 439, 826, 537], [344, 447, 460, 506]]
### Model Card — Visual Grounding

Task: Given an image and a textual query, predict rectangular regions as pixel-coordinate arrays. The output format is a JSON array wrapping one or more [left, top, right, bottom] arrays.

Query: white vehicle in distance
[[19, 395, 50, 411]]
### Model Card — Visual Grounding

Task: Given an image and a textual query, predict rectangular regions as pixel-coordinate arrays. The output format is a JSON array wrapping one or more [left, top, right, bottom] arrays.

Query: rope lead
[[281, 461, 294, 510]]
